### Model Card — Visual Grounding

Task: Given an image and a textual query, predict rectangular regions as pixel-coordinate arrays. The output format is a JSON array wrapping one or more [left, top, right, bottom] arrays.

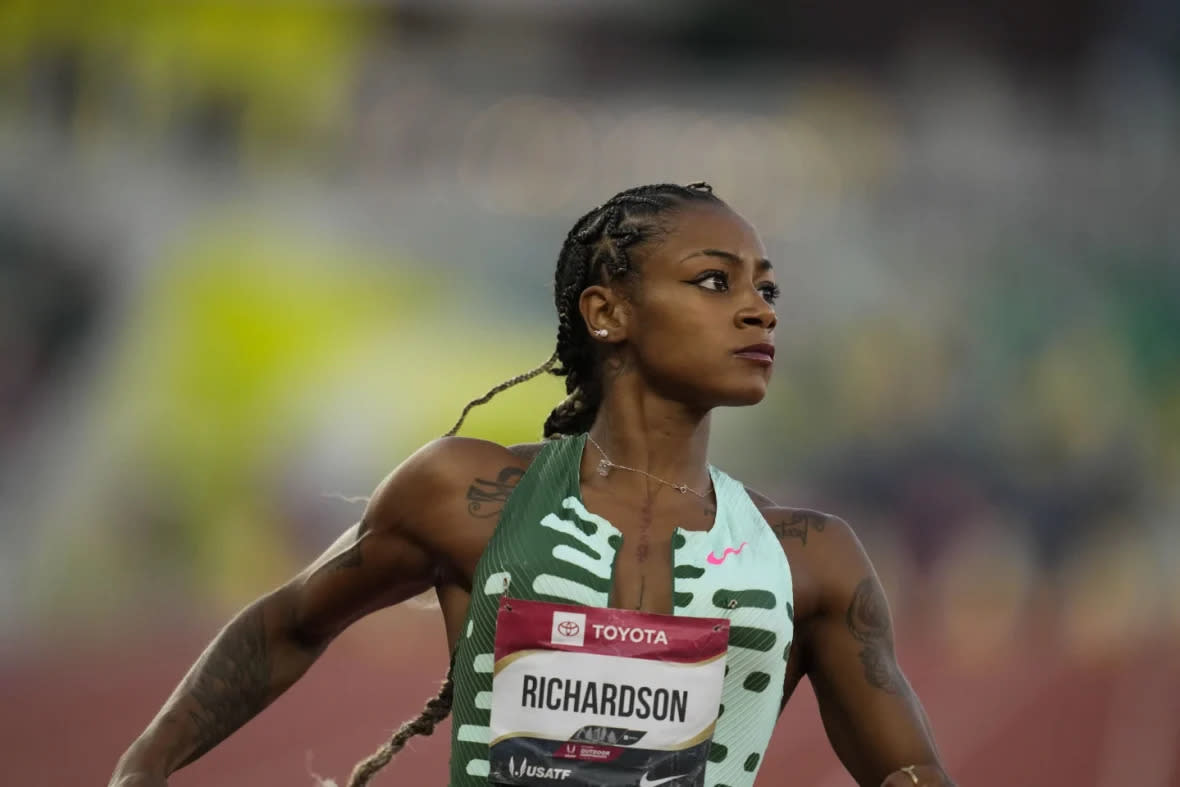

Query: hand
[[880, 764, 954, 786]]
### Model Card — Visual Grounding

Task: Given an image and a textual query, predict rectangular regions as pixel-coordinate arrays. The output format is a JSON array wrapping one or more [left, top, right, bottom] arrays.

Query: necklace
[[586, 434, 713, 498]]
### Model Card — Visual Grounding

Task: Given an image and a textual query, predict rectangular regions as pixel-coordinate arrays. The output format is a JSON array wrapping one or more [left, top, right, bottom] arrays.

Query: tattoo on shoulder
[[845, 577, 903, 694], [321, 518, 371, 573], [770, 510, 827, 546], [178, 604, 272, 767], [466, 466, 525, 518]]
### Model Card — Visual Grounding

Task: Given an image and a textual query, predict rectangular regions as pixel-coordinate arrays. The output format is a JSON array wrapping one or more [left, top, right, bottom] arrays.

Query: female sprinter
[[109, 183, 954, 787]]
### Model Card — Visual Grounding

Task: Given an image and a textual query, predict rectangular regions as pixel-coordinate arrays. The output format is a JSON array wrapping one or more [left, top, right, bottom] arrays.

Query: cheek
[[633, 285, 716, 334], [632, 303, 724, 373], [633, 298, 704, 347]]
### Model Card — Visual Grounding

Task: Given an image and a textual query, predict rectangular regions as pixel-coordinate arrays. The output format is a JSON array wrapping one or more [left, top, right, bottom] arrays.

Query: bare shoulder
[[741, 486, 854, 550], [506, 440, 547, 463], [763, 505, 884, 625], [364, 436, 528, 533], [759, 505, 853, 549]]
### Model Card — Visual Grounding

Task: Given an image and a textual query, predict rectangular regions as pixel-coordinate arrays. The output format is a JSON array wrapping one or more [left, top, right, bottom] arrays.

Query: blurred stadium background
[[1, 1, 1178, 785]]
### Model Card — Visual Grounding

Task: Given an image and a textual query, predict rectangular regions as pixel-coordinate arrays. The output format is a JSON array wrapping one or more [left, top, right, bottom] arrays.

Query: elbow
[[265, 586, 332, 656]]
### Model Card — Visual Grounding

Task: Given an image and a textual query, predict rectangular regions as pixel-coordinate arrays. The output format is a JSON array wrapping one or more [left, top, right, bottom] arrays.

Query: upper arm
[[796, 517, 946, 786], [280, 438, 474, 647]]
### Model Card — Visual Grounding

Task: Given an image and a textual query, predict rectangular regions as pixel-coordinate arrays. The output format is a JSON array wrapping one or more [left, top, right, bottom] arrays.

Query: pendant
[[676, 485, 688, 494], [597, 459, 612, 477]]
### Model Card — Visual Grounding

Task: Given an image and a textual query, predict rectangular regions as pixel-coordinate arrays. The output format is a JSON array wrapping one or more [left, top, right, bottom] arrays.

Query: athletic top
[[447, 433, 794, 786]]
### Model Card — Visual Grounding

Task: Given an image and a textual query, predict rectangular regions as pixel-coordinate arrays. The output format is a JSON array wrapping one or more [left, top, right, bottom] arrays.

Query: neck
[[584, 384, 713, 496]]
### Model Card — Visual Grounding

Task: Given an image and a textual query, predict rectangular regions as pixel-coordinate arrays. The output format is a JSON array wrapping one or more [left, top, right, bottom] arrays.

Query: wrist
[[881, 763, 954, 787]]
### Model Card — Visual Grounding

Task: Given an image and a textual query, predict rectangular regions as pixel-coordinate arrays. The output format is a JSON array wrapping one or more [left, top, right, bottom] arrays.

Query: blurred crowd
[[1, 2, 1178, 670]]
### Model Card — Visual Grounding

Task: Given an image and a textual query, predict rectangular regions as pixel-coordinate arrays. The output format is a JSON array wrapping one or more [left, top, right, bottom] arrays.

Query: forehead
[[651, 202, 767, 263]]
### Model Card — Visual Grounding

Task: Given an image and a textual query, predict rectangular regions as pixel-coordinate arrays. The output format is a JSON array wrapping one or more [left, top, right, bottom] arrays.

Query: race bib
[[489, 597, 729, 787]]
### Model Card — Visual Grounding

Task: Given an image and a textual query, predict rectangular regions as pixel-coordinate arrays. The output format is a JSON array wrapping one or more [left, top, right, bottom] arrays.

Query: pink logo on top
[[706, 541, 748, 565]]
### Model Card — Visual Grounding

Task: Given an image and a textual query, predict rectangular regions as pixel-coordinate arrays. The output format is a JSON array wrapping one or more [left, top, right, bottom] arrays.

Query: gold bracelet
[[900, 765, 920, 785]]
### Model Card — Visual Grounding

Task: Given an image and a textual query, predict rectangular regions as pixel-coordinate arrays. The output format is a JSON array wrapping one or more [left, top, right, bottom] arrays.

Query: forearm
[[117, 591, 327, 776]]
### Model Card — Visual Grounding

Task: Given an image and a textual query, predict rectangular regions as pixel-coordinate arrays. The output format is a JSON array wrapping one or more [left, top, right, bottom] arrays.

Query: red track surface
[[5, 609, 1178, 786]]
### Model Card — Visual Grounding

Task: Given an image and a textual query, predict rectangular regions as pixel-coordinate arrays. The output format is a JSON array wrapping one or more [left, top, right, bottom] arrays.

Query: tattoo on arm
[[176, 604, 272, 767], [845, 577, 903, 694], [466, 466, 525, 518], [320, 518, 371, 573], [771, 511, 827, 545]]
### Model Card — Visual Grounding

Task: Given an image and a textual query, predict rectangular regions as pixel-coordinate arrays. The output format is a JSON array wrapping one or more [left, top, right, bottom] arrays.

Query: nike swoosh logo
[[706, 541, 748, 565], [638, 773, 690, 787]]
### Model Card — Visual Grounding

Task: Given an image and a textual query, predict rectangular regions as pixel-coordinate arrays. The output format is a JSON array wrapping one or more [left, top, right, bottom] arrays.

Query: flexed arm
[[109, 440, 464, 786], [794, 518, 955, 787]]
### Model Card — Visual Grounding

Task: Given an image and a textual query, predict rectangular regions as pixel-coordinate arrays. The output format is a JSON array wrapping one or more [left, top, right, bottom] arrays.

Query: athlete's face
[[606, 202, 779, 408]]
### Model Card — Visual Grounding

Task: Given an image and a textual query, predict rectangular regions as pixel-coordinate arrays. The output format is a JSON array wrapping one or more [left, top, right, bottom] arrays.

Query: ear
[[579, 284, 629, 342]]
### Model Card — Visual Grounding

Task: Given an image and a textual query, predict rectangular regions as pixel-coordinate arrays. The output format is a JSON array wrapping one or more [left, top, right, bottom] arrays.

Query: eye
[[759, 282, 781, 305], [693, 270, 729, 292]]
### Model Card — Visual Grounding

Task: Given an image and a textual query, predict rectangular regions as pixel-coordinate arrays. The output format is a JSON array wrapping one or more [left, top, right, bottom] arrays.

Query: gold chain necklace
[[586, 434, 712, 498]]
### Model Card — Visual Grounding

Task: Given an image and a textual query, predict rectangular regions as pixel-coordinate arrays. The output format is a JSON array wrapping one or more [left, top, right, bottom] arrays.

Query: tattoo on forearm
[[321, 518, 370, 573], [177, 605, 272, 767], [466, 466, 524, 518], [770, 511, 826, 545], [846, 577, 903, 694]]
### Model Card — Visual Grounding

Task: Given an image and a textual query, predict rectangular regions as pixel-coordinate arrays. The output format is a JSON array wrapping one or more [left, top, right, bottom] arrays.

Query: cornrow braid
[[440, 182, 722, 441], [346, 663, 455, 787], [543, 182, 722, 438]]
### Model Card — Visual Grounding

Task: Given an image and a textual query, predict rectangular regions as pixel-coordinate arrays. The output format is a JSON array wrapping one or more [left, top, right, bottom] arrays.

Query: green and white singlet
[[448, 434, 794, 787]]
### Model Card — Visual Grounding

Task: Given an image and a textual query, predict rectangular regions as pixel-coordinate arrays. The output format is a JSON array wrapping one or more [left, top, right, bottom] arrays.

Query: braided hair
[[346, 183, 723, 786], [541, 181, 722, 437], [344, 662, 454, 786], [446, 181, 723, 439]]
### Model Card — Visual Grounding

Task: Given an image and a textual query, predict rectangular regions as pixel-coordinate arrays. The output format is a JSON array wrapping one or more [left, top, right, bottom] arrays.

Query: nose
[[736, 289, 777, 331]]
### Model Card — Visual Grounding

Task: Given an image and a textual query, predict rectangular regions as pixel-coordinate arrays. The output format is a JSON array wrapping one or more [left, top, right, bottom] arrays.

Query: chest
[[465, 489, 787, 633], [436, 502, 820, 642], [584, 490, 715, 614], [438, 491, 715, 604]]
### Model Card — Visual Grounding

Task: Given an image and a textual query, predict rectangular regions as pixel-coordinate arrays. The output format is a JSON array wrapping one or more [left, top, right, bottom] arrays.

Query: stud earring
[[593, 329, 608, 338]]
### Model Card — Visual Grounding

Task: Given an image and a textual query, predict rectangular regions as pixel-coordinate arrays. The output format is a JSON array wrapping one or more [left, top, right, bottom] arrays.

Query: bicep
[[283, 446, 455, 646], [286, 516, 436, 645]]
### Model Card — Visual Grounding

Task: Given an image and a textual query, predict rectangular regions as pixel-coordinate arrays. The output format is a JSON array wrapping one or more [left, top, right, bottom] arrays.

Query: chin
[[656, 365, 770, 408], [716, 380, 769, 407]]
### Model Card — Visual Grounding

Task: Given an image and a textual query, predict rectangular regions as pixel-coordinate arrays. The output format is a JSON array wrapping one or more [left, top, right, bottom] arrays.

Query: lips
[[734, 343, 775, 365]]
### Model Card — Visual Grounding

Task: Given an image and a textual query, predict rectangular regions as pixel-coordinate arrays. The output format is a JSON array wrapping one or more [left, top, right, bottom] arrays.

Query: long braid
[[443, 351, 559, 437], [348, 183, 723, 785], [345, 663, 455, 787]]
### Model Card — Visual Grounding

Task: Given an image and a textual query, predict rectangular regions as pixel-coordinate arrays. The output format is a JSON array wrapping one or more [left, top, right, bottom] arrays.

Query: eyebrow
[[680, 249, 773, 272]]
